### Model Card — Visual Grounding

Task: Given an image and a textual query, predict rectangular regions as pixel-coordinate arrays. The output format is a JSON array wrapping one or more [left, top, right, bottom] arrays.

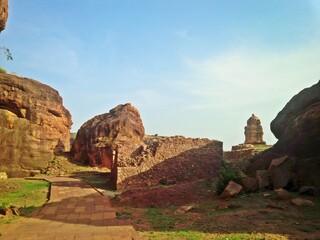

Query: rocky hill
[[0, 73, 72, 176], [247, 80, 320, 189]]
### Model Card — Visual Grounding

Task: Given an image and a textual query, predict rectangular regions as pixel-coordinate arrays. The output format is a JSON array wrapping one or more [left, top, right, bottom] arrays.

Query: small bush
[[0, 66, 7, 74], [215, 160, 241, 195]]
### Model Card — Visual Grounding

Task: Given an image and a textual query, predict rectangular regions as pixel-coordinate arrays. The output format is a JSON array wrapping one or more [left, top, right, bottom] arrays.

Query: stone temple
[[244, 114, 266, 145]]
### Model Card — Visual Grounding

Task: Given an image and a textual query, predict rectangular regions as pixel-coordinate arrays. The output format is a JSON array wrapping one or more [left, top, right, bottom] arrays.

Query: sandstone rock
[[244, 114, 266, 145], [0, 0, 8, 32], [256, 170, 270, 189], [0, 74, 72, 176], [299, 186, 316, 196], [175, 205, 194, 214], [0, 172, 7, 179], [0, 207, 13, 218], [217, 202, 231, 210], [268, 156, 292, 189], [220, 181, 243, 198], [267, 203, 285, 210], [241, 173, 257, 192], [290, 198, 314, 207], [246, 81, 320, 189], [10, 206, 19, 216], [274, 188, 291, 200], [71, 103, 144, 169]]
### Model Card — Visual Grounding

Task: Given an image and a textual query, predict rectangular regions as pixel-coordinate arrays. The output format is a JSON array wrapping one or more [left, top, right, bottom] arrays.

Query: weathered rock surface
[[240, 173, 257, 192], [268, 156, 293, 189], [0, 172, 7, 179], [220, 180, 243, 198], [71, 103, 145, 169], [256, 170, 270, 189], [290, 198, 314, 207], [0, 0, 8, 32], [72, 103, 223, 190], [247, 81, 320, 189], [274, 188, 291, 200], [0, 73, 72, 176]]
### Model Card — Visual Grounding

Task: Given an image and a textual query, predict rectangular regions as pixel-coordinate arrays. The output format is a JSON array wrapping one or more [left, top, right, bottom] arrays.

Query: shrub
[[215, 160, 241, 195], [0, 66, 7, 74]]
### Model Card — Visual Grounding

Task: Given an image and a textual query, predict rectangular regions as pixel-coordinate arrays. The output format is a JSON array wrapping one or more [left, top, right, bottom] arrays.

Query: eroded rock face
[[0, 0, 8, 32], [247, 81, 320, 189], [0, 73, 72, 176], [71, 103, 145, 169]]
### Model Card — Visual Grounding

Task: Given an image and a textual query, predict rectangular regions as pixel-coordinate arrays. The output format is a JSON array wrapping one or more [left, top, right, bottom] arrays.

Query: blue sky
[[1, 0, 319, 150]]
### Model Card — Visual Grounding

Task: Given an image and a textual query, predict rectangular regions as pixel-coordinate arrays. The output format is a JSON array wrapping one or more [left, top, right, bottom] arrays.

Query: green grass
[[0, 179, 49, 225], [144, 208, 185, 231], [143, 231, 288, 240], [253, 145, 272, 152]]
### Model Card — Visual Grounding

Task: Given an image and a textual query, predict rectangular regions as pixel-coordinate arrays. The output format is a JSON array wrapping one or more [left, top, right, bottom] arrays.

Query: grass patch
[[143, 231, 288, 240], [0, 179, 49, 225], [144, 208, 184, 231]]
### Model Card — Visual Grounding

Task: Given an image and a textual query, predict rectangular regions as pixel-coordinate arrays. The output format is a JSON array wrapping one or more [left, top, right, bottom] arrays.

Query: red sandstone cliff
[[0, 73, 72, 176]]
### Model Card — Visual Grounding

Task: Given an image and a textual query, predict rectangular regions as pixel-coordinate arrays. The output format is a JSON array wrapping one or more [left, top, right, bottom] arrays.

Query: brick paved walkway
[[0, 177, 143, 240]]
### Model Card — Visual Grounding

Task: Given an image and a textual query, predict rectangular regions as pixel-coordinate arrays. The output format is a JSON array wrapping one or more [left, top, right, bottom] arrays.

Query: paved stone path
[[0, 177, 144, 240]]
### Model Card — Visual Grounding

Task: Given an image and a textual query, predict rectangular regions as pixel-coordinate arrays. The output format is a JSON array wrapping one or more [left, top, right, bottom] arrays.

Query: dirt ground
[[63, 170, 320, 239], [4, 160, 318, 240], [110, 178, 320, 240]]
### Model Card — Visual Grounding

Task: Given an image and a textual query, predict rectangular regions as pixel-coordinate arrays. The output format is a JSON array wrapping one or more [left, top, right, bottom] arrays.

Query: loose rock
[[290, 198, 314, 207], [220, 181, 243, 198]]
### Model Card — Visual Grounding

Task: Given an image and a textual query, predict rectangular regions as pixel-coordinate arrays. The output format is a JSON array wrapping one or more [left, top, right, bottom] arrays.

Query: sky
[[1, 0, 319, 150]]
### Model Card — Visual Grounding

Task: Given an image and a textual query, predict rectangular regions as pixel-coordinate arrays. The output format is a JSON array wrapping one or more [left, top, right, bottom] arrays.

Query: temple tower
[[244, 114, 266, 145]]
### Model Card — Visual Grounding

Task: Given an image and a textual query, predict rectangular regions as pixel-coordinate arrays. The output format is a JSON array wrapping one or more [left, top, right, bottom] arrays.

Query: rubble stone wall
[[114, 136, 223, 189]]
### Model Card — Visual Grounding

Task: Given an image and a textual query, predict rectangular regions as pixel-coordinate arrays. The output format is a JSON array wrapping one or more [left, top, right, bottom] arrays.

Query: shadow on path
[[0, 177, 143, 240]]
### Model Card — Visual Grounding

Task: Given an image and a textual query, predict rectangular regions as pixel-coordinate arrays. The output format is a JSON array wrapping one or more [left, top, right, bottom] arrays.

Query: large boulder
[[247, 81, 320, 189], [0, 73, 72, 176], [71, 103, 145, 169], [0, 0, 8, 32]]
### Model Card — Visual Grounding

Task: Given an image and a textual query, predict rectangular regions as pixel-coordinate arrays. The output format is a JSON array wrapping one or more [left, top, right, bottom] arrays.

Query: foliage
[[215, 160, 241, 195], [0, 66, 7, 74], [0, 47, 13, 61]]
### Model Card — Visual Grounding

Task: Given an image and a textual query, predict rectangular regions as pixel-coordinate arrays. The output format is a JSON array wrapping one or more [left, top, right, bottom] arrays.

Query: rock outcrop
[[71, 103, 145, 169], [0, 0, 8, 32], [0, 73, 72, 176], [247, 81, 320, 189], [71, 103, 223, 190]]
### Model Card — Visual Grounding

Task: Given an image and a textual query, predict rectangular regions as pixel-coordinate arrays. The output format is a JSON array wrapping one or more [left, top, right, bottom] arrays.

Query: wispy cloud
[[177, 42, 320, 111]]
